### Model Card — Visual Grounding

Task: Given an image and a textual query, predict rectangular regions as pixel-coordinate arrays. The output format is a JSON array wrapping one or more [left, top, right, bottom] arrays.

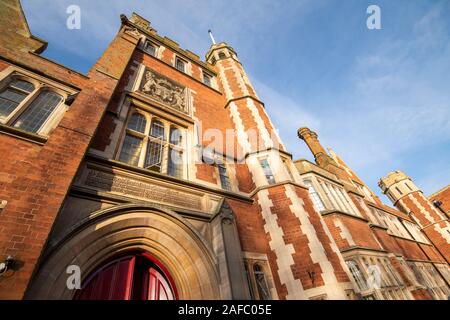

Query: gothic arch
[[26, 204, 220, 299]]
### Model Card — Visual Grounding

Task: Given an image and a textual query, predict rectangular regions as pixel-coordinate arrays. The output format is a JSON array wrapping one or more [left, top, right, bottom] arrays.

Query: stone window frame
[[344, 251, 412, 300], [387, 215, 412, 239], [402, 220, 429, 244], [303, 179, 326, 212], [345, 259, 368, 292], [0, 66, 76, 137], [258, 157, 276, 185], [280, 156, 295, 182], [116, 106, 187, 179], [143, 39, 159, 58], [407, 261, 449, 299], [353, 181, 375, 203], [372, 208, 413, 240], [303, 173, 360, 217], [243, 253, 277, 300], [200, 147, 238, 192], [174, 55, 188, 74], [201, 69, 213, 88]]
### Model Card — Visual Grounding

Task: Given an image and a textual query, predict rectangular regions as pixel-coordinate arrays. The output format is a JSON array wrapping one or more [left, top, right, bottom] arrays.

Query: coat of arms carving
[[139, 68, 188, 114]]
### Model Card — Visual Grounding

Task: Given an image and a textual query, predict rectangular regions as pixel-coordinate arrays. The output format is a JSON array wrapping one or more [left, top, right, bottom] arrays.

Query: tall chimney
[[297, 127, 330, 167]]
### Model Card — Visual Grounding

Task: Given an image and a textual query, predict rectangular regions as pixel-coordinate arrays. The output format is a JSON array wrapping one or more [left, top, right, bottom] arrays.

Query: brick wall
[[430, 186, 450, 214], [0, 20, 139, 298]]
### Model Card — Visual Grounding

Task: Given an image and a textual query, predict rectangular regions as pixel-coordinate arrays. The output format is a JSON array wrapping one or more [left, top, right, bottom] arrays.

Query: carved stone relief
[[139, 68, 188, 115], [75, 163, 223, 214], [84, 169, 201, 210]]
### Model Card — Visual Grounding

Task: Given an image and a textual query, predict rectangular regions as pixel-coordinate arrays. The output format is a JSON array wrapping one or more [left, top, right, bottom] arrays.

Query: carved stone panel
[[139, 68, 188, 115], [75, 162, 223, 215], [85, 169, 201, 210]]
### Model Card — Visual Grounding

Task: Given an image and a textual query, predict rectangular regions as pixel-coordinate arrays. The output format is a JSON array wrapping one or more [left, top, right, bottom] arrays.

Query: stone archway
[[26, 204, 221, 299]]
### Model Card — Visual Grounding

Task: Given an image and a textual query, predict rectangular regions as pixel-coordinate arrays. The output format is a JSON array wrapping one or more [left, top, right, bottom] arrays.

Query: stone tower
[[379, 171, 450, 263], [206, 44, 353, 299]]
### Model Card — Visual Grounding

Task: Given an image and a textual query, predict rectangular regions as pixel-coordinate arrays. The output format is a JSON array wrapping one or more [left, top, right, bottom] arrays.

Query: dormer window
[[202, 72, 212, 87], [144, 40, 157, 57], [175, 57, 186, 73]]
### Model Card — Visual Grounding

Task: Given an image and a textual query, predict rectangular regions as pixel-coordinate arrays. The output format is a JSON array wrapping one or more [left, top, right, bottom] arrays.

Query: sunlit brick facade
[[0, 0, 448, 300]]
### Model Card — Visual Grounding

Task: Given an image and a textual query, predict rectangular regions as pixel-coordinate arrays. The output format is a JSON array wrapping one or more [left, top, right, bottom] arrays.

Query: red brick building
[[429, 185, 450, 219], [0, 0, 448, 300]]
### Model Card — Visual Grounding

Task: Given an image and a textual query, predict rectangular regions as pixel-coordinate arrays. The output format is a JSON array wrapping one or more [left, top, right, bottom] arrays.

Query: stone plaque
[[139, 68, 188, 115], [85, 169, 202, 210]]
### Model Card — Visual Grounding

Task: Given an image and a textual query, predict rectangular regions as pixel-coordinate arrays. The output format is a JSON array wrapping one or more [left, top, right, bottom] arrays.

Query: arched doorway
[[26, 205, 220, 299], [74, 252, 177, 300]]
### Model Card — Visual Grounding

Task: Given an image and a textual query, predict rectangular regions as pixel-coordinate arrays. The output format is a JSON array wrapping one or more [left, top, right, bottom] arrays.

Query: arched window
[[74, 253, 176, 300], [13, 90, 63, 133], [253, 263, 271, 300], [0, 79, 35, 120], [218, 51, 226, 59], [346, 260, 368, 291]]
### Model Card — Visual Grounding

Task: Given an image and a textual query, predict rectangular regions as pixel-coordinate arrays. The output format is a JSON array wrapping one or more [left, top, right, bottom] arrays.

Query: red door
[[148, 267, 174, 300], [74, 253, 176, 300], [75, 256, 135, 300]]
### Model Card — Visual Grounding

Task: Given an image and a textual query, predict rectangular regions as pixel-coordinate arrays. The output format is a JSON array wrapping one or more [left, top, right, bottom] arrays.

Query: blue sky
[[21, 0, 450, 200]]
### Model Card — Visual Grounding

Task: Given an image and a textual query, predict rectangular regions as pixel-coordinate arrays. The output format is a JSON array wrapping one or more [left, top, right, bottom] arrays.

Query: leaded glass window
[[253, 264, 271, 300], [303, 180, 326, 212], [13, 90, 63, 133], [119, 110, 185, 178], [0, 79, 35, 120], [346, 260, 368, 291]]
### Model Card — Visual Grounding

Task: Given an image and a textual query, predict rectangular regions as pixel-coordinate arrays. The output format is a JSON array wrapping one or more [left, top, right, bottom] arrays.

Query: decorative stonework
[[128, 13, 157, 34], [74, 160, 225, 215], [139, 68, 188, 115], [219, 202, 235, 225], [123, 26, 141, 39], [84, 169, 202, 210]]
